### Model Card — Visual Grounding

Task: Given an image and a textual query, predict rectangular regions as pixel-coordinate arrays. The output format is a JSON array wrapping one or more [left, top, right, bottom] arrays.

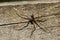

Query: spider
[[0, 13, 49, 37], [0, 8, 60, 37]]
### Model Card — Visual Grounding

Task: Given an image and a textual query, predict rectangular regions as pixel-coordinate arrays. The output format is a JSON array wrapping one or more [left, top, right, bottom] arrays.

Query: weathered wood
[[0, 1, 60, 40]]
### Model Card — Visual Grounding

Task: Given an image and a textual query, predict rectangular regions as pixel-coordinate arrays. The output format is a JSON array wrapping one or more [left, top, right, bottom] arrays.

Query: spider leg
[[47, 25, 60, 29], [34, 21, 47, 32], [36, 19, 47, 22], [41, 13, 60, 17], [15, 22, 29, 30], [13, 8, 29, 20], [35, 13, 60, 19], [30, 23, 36, 38], [36, 21, 51, 33], [16, 13, 29, 20], [0, 21, 28, 26]]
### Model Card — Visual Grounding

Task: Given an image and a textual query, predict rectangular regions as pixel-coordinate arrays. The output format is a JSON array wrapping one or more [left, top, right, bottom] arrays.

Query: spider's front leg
[[13, 8, 29, 20], [35, 15, 48, 22], [36, 18, 48, 22], [35, 13, 60, 20]]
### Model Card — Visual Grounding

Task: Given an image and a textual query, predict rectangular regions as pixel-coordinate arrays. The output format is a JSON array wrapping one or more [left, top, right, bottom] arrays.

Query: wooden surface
[[0, 1, 60, 40]]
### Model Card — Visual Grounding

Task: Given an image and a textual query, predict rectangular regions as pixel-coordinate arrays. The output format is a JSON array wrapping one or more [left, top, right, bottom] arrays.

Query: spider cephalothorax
[[29, 14, 35, 24]]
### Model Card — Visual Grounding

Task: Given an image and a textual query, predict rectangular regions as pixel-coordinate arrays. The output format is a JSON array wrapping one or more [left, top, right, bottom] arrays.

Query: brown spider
[[0, 9, 60, 37], [0, 13, 48, 37]]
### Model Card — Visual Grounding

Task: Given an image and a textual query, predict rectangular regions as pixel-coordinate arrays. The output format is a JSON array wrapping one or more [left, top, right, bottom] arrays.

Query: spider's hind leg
[[30, 23, 36, 38], [14, 22, 29, 31]]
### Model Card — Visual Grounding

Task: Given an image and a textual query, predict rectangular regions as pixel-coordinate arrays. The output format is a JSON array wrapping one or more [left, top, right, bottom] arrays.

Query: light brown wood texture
[[0, 1, 60, 40]]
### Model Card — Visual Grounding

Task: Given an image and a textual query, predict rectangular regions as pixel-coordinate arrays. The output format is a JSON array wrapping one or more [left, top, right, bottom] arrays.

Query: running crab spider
[[0, 13, 48, 37], [0, 12, 50, 38], [0, 8, 60, 38], [15, 13, 49, 37]]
